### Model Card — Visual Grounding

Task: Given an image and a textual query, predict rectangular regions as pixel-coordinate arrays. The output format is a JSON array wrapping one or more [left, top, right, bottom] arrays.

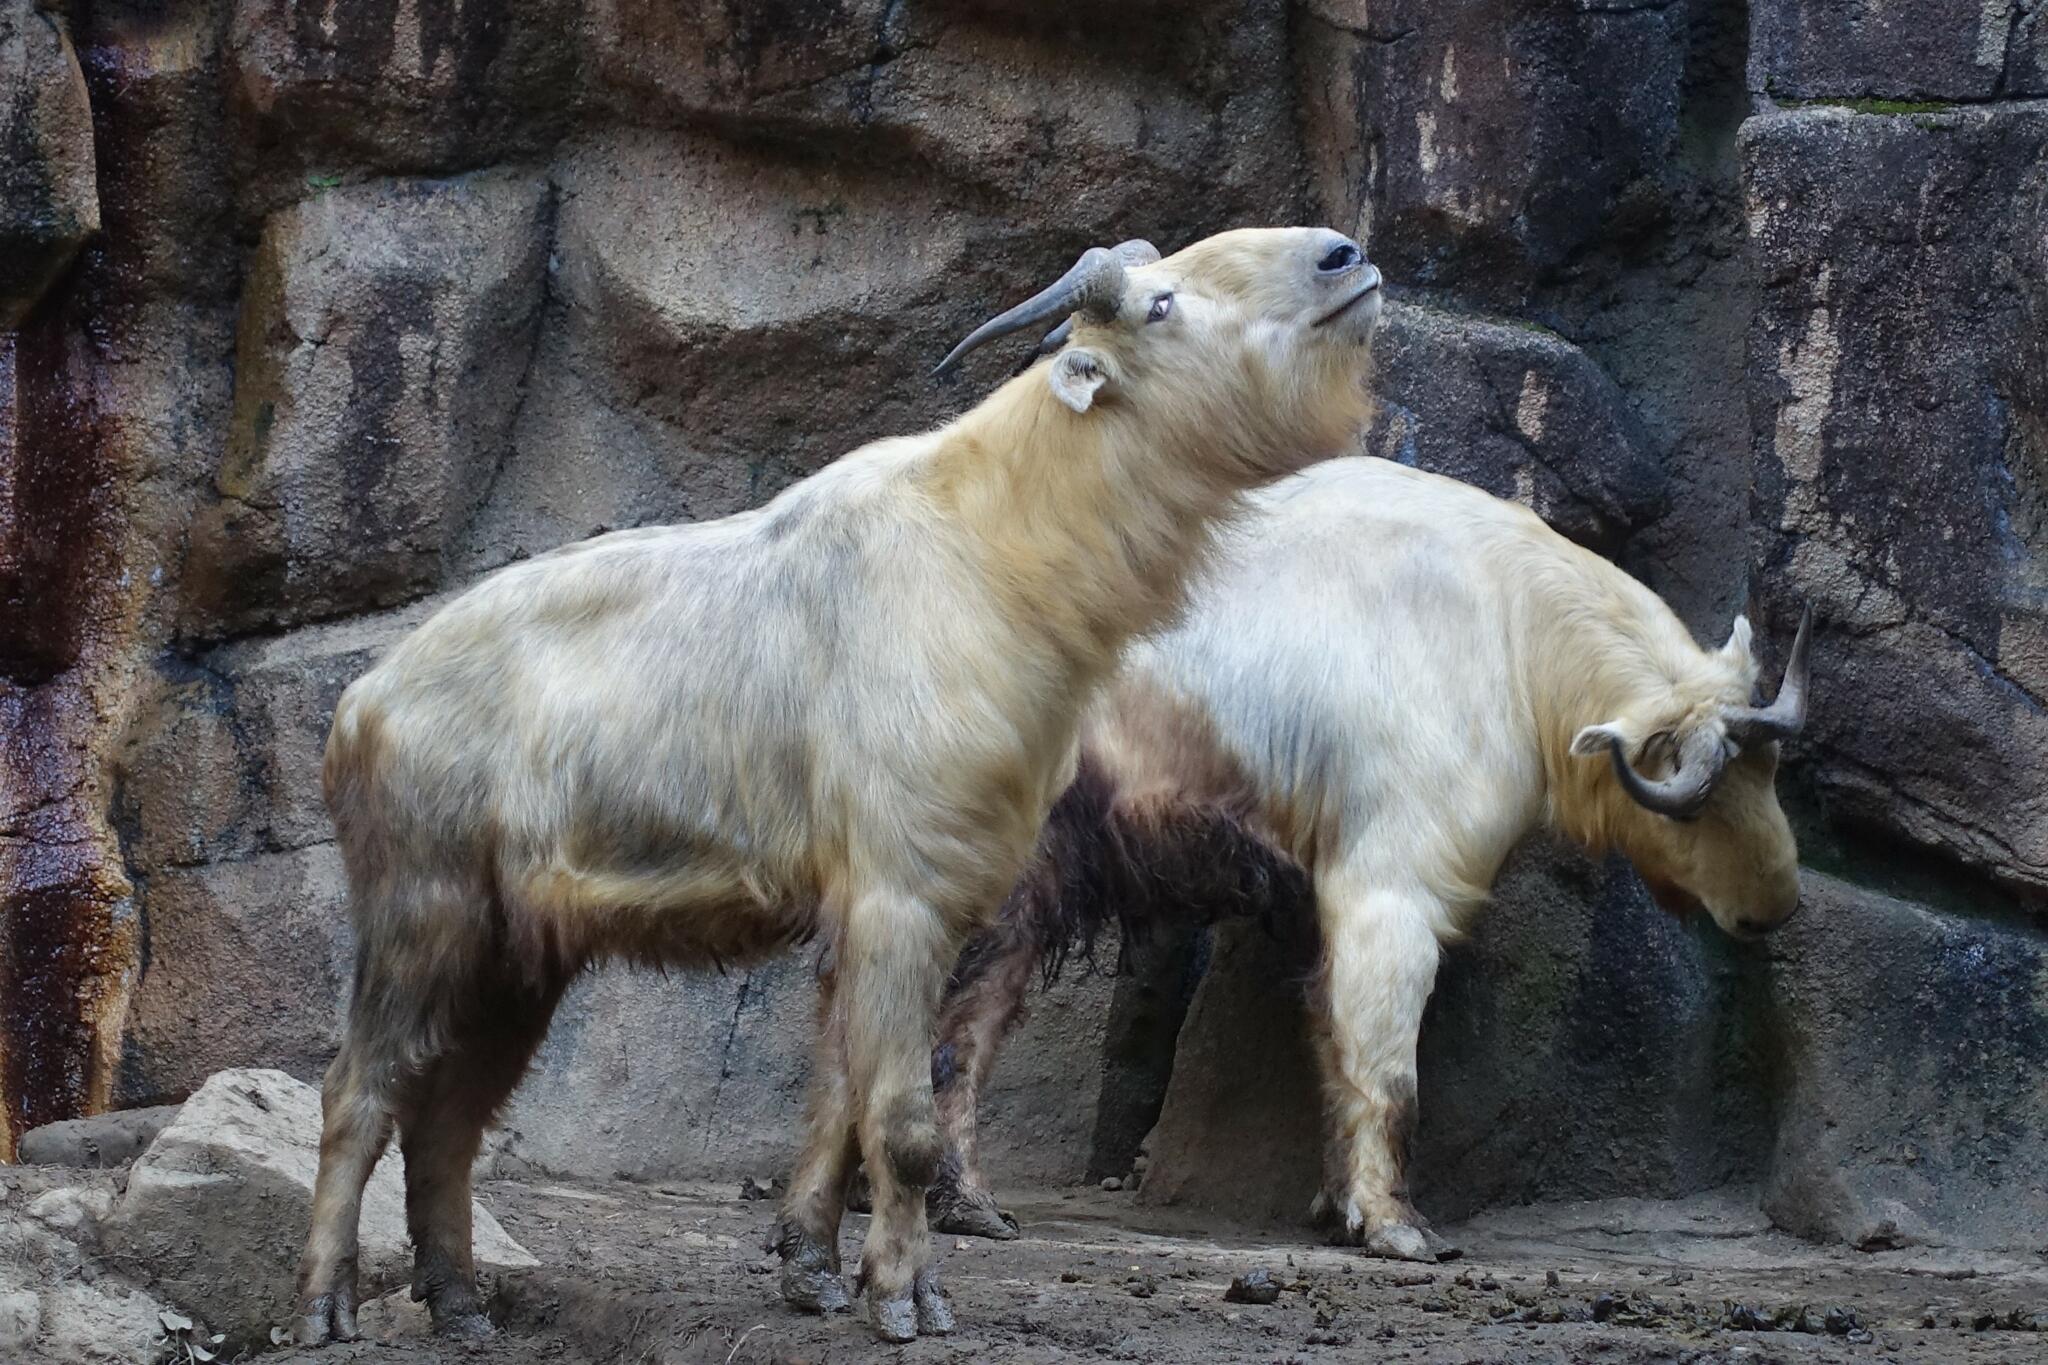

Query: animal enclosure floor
[[265, 1180, 2044, 1364]]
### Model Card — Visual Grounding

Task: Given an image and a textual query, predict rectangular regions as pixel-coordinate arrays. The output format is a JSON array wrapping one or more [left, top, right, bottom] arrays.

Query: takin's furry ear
[[1049, 347, 1111, 413], [1570, 720, 1633, 759], [1720, 614, 1754, 666]]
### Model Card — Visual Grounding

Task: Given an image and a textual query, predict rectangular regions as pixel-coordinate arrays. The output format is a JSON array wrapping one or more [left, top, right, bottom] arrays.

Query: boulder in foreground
[[102, 1067, 536, 1346]]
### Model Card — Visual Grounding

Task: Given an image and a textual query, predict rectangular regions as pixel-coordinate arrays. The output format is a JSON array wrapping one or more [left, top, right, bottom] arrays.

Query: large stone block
[[103, 1068, 534, 1348], [1139, 840, 1768, 1226], [497, 947, 1116, 1189], [0, 1206, 170, 1365], [180, 173, 548, 638], [578, 0, 893, 125], [1762, 873, 2048, 1251], [578, 3, 1294, 226], [0, 2, 97, 326], [114, 846, 355, 1106], [226, 0, 574, 208], [1750, 0, 2047, 103], [16, 1105, 178, 1168], [1368, 301, 1664, 552], [119, 604, 427, 869], [1744, 105, 2048, 898], [1296, 0, 1686, 303]]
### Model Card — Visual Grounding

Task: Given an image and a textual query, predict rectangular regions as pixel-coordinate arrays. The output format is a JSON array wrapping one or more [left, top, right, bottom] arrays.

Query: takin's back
[[1108, 458, 1580, 901], [322, 437, 1053, 939]]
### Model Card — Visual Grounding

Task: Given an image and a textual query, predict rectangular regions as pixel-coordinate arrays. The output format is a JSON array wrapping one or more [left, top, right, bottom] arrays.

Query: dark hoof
[[776, 1222, 850, 1314], [1347, 1220, 1444, 1263], [291, 1291, 360, 1347], [914, 1266, 955, 1336], [931, 1182, 1020, 1241], [781, 1261, 851, 1314], [434, 1310, 495, 1341], [867, 1285, 918, 1344]]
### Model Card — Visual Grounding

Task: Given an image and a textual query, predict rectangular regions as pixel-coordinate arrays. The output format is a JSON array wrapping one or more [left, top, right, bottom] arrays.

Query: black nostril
[[1318, 242, 1363, 273]]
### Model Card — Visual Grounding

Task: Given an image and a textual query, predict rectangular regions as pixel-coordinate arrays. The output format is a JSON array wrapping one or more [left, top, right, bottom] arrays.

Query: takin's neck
[[920, 376, 1245, 693], [1502, 536, 1707, 854]]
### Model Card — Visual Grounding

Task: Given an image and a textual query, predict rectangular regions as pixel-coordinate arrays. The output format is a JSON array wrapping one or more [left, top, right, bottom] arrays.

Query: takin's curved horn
[[932, 239, 1160, 377], [1725, 604, 1812, 746], [1605, 726, 1731, 821]]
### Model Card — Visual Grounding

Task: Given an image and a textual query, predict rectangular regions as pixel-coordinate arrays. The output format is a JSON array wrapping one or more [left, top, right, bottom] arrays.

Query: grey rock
[[1139, 840, 1768, 1227], [15, 1107, 179, 1169], [1750, 0, 2047, 103], [0, 1210, 170, 1364], [1368, 301, 1664, 552], [0, 1289, 38, 1356], [121, 601, 430, 869], [495, 940, 1115, 1190], [103, 1068, 534, 1348], [180, 171, 550, 638], [0, 2, 97, 326], [1743, 105, 2048, 898], [1224, 1267, 1281, 1305], [1762, 872, 2048, 1252], [1297, 0, 1686, 306]]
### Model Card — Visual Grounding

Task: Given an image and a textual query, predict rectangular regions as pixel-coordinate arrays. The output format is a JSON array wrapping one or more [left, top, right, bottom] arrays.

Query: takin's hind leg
[[778, 957, 859, 1315], [397, 972, 568, 1338], [1307, 875, 1458, 1263], [293, 1016, 399, 1344], [925, 919, 1044, 1239], [841, 891, 959, 1343]]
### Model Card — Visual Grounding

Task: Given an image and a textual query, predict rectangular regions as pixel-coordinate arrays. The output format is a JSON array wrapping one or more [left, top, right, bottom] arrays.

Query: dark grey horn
[[1036, 317, 1074, 354], [1604, 726, 1731, 821], [1726, 604, 1812, 745], [932, 239, 1159, 377]]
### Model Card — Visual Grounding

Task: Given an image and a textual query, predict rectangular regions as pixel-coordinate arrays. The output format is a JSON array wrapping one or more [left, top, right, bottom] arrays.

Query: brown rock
[[0, 2, 97, 326], [115, 847, 355, 1106], [225, 0, 574, 209]]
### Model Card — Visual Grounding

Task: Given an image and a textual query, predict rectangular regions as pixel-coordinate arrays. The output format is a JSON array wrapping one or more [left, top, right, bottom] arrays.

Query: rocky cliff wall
[[1, 0, 2042, 1251]]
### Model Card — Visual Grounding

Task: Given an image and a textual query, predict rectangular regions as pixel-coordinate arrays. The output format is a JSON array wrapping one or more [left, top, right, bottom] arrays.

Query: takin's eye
[[1146, 293, 1173, 323]]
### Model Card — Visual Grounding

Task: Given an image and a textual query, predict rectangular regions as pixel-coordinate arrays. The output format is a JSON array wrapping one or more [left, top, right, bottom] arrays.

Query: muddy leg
[[927, 922, 1042, 1239], [843, 892, 956, 1342], [778, 960, 858, 1314], [1307, 877, 1456, 1263], [399, 974, 566, 1338], [293, 1029, 396, 1345]]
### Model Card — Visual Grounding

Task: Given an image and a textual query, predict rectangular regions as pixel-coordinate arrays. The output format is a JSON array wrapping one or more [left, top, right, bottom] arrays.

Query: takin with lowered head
[[289, 227, 1385, 1346], [888, 456, 1810, 1256]]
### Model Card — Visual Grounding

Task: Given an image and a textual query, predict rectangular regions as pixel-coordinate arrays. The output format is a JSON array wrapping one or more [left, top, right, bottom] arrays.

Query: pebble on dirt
[[1224, 1268, 1282, 1306]]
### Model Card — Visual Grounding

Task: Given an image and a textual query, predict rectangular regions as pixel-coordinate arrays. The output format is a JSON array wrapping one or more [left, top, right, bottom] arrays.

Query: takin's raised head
[[897, 456, 1809, 1256], [289, 228, 1382, 1347]]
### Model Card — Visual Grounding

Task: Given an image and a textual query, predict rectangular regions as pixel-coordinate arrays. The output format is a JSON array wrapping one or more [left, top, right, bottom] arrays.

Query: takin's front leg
[[1307, 876, 1458, 1263], [838, 889, 959, 1342]]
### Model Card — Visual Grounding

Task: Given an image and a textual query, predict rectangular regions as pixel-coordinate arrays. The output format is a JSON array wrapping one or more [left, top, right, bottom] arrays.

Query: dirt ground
[[250, 1178, 2046, 1365]]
